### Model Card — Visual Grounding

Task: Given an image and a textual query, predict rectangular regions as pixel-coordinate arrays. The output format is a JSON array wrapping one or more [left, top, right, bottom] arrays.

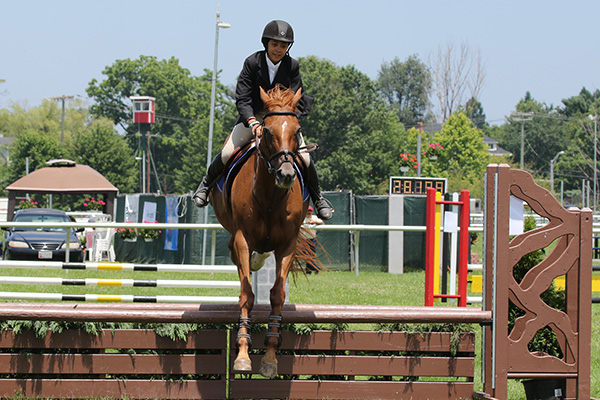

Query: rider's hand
[[249, 117, 261, 137], [251, 123, 262, 137]]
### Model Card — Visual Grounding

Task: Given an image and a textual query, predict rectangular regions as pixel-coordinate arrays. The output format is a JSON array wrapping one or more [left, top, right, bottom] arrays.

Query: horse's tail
[[292, 228, 325, 275]]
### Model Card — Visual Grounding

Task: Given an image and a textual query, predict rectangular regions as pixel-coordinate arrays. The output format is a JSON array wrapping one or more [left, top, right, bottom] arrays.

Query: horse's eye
[[263, 127, 272, 137]]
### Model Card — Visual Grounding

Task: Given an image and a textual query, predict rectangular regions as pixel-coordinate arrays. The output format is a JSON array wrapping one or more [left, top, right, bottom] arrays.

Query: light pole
[[550, 150, 564, 194], [589, 114, 597, 214], [202, 6, 230, 264]]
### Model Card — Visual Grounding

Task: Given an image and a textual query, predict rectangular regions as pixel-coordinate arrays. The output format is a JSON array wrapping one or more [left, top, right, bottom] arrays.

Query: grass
[[0, 265, 597, 399]]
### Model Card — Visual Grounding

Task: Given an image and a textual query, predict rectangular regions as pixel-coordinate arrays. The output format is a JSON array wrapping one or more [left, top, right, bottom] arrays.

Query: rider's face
[[267, 40, 289, 64]]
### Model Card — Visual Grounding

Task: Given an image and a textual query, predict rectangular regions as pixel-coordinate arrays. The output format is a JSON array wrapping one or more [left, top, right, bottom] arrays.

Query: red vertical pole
[[458, 190, 470, 307], [425, 188, 436, 306]]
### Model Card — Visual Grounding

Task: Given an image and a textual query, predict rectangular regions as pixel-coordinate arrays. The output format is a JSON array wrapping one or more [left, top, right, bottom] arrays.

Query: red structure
[[130, 96, 155, 124], [424, 188, 470, 307]]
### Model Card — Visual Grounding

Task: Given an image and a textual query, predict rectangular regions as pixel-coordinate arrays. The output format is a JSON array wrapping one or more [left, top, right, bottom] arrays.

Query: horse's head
[[257, 85, 303, 189]]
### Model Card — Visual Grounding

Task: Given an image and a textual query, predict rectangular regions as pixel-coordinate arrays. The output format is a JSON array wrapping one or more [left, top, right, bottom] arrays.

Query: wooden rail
[[0, 302, 492, 324]]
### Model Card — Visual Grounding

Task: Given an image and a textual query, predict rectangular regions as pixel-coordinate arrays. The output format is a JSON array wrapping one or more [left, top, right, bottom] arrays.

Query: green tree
[[552, 89, 600, 200], [464, 97, 487, 129], [72, 119, 137, 193], [560, 87, 600, 118], [7, 131, 64, 184], [423, 111, 489, 198], [86, 56, 235, 194], [494, 92, 567, 175], [377, 55, 432, 127], [299, 56, 406, 194]]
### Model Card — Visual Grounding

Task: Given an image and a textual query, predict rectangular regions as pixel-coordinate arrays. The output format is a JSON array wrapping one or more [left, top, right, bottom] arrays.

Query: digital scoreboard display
[[389, 177, 447, 195]]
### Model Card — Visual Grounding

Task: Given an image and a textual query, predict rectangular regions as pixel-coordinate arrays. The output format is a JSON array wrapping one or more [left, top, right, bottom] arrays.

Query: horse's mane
[[263, 84, 298, 110]]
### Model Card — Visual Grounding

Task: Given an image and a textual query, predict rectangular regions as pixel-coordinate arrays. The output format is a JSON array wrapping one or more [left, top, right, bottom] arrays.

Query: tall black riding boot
[[307, 161, 333, 220], [193, 153, 226, 207]]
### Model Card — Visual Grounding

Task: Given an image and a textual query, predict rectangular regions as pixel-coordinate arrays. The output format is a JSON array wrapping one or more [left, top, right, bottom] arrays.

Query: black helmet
[[261, 20, 294, 48]]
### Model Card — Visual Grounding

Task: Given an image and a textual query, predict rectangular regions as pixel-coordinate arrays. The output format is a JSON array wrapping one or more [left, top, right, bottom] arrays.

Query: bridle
[[256, 111, 302, 175]]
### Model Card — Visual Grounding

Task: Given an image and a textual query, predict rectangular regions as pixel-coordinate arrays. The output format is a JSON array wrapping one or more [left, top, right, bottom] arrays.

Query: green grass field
[[0, 265, 597, 399]]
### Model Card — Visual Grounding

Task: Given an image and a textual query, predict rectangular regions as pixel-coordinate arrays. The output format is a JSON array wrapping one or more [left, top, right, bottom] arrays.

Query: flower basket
[[399, 153, 419, 172], [138, 220, 161, 240], [423, 143, 444, 160], [84, 198, 106, 211], [18, 199, 39, 209], [116, 223, 138, 241]]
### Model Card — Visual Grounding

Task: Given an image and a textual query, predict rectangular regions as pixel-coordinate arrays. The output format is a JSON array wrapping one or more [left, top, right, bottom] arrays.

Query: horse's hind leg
[[230, 232, 254, 373], [259, 252, 293, 378]]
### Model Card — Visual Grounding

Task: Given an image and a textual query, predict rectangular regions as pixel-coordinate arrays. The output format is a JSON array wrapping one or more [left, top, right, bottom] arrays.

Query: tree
[[299, 56, 407, 194], [0, 100, 139, 197], [72, 119, 137, 193], [6, 131, 64, 185], [464, 97, 487, 129], [560, 87, 600, 118], [554, 89, 600, 200], [494, 92, 567, 175], [86, 56, 235, 194], [424, 111, 489, 198], [430, 41, 485, 122], [377, 55, 432, 127]]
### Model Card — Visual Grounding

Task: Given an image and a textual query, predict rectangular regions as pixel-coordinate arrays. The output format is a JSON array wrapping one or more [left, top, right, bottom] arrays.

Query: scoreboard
[[389, 177, 447, 195]]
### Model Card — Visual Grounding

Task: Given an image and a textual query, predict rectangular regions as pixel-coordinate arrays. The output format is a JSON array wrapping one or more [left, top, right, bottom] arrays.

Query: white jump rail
[[2, 219, 597, 274]]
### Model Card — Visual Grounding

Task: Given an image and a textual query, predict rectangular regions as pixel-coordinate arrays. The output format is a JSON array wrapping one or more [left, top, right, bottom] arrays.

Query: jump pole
[[425, 188, 470, 306]]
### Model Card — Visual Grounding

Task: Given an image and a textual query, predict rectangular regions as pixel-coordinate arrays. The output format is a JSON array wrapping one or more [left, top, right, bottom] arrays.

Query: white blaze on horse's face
[[273, 117, 297, 189]]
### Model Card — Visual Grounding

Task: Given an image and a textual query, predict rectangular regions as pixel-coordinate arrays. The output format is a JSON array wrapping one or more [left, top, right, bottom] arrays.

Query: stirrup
[[314, 197, 333, 220], [237, 317, 253, 350], [264, 314, 283, 348]]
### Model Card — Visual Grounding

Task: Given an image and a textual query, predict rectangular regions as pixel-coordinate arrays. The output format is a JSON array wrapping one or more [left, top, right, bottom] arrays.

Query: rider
[[192, 20, 332, 220]]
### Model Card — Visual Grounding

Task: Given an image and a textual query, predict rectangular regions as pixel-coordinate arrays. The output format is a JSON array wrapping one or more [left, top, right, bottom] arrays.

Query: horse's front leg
[[230, 231, 254, 373], [259, 250, 294, 378]]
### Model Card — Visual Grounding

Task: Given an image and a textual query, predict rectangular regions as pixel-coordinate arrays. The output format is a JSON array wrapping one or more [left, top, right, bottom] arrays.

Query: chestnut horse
[[210, 85, 311, 378]]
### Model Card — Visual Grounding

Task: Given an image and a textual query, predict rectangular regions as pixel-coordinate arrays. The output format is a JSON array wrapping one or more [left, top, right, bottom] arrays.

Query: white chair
[[92, 228, 115, 262]]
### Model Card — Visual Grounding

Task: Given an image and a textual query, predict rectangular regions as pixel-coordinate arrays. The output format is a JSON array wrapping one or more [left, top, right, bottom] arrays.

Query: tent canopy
[[6, 159, 119, 220]]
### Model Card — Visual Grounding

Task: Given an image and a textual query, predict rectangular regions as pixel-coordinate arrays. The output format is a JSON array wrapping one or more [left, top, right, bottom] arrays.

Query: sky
[[1, 0, 599, 126]]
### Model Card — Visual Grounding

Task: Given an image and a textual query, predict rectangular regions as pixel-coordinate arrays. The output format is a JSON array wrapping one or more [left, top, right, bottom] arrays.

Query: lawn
[[0, 266, 597, 399]]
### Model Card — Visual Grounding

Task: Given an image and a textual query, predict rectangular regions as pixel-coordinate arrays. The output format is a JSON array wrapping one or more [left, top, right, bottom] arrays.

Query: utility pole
[[510, 112, 534, 169], [50, 95, 74, 145]]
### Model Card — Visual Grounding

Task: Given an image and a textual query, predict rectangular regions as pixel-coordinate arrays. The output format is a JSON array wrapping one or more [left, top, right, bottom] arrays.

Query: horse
[[210, 85, 313, 378]]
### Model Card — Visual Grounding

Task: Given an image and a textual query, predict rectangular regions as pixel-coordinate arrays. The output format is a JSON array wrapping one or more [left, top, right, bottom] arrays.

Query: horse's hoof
[[232, 358, 252, 373], [259, 361, 278, 378]]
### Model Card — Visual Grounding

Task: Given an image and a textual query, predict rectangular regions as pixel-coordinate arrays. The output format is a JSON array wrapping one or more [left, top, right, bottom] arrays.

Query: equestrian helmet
[[261, 20, 294, 48]]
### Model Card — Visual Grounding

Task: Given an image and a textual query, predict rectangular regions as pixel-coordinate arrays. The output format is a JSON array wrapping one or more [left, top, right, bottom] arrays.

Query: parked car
[[2, 208, 84, 262]]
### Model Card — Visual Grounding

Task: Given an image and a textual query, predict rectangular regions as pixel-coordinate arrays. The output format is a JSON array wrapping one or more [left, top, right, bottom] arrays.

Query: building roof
[[6, 159, 118, 193]]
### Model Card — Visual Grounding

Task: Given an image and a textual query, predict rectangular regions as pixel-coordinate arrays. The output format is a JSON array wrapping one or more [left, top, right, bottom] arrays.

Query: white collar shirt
[[265, 54, 281, 84]]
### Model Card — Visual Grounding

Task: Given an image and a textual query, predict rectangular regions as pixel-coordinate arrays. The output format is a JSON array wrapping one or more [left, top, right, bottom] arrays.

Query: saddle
[[215, 140, 310, 212]]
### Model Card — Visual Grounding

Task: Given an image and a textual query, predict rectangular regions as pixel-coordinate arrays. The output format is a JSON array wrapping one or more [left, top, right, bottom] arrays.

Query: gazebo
[[5, 159, 119, 220]]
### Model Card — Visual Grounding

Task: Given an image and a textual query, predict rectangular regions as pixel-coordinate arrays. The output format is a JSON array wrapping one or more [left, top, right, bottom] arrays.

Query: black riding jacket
[[235, 50, 313, 127]]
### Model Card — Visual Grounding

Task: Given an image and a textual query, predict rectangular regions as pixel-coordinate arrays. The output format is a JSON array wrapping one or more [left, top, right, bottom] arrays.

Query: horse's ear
[[260, 87, 269, 104], [292, 88, 302, 108]]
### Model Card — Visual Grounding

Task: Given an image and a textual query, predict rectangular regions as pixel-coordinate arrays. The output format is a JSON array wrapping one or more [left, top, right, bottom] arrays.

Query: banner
[[164, 196, 179, 251]]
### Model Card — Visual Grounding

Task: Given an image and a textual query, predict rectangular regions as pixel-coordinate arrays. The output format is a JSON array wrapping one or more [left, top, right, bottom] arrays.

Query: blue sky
[[1, 0, 599, 125]]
